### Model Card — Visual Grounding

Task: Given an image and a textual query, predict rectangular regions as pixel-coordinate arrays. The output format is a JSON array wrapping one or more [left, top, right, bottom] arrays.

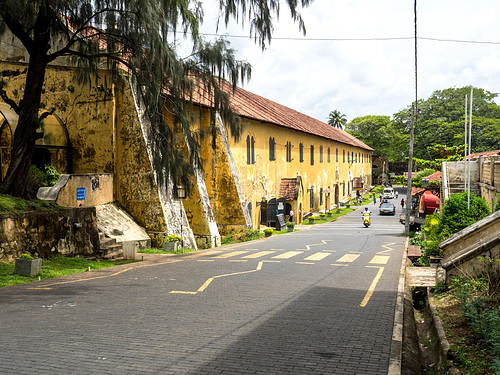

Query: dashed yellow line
[[212, 251, 248, 259], [336, 254, 360, 263], [370, 255, 390, 265], [27, 259, 184, 290], [272, 251, 303, 259], [359, 266, 384, 307], [242, 251, 276, 259], [304, 252, 331, 261], [170, 260, 279, 294], [184, 250, 223, 258]]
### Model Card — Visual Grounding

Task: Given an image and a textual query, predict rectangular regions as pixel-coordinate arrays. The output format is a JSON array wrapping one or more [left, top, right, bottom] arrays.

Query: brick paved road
[[0, 202, 405, 374]]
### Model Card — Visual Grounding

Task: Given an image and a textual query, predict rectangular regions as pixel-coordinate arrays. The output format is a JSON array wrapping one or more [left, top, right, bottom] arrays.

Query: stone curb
[[429, 294, 460, 374], [388, 237, 407, 375]]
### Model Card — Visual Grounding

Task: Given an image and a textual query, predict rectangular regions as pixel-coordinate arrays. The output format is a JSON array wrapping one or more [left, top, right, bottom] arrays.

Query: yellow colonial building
[[0, 33, 372, 251]]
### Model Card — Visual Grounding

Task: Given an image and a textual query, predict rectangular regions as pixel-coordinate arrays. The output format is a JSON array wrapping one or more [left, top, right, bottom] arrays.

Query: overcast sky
[[181, 0, 500, 124]]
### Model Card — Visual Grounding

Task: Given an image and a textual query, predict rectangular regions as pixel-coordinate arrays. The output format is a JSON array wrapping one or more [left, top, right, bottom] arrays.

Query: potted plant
[[164, 233, 182, 252], [14, 253, 42, 277], [327, 211, 333, 217], [263, 228, 273, 237], [308, 216, 315, 224], [286, 222, 295, 232], [319, 213, 326, 220]]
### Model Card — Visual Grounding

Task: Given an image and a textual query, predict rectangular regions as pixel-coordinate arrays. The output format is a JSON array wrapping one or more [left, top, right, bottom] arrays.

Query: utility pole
[[405, 0, 418, 236], [404, 104, 415, 235]]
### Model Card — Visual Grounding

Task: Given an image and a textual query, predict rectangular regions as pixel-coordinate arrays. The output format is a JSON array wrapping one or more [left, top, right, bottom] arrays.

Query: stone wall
[[0, 208, 99, 262]]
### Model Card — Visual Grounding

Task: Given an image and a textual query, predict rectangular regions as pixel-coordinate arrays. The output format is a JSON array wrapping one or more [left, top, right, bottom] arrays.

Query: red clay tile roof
[[280, 178, 298, 200], [468, 150, 500, 158], [426, 171, 442, 181], [193, 80, 373, 151]]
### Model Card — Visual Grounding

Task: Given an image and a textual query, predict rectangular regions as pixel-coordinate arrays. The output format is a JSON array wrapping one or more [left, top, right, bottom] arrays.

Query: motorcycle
[[362, 213, 371, 227]]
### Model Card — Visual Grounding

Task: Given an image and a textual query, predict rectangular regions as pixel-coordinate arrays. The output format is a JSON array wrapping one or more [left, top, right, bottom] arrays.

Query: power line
[[193, 32, 500, 45]]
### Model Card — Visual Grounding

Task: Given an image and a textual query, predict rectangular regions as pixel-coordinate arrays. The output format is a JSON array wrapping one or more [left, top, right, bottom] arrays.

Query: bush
[[263, 228, 273, 234], [165, 233, 181, 242], [438, 192, 490, 239], [28, 164, 60, 194], [221, 229, 263, 244], [19, 253, 34, 260], [286, 221, 295, 228], [496, 194, 500, 212]]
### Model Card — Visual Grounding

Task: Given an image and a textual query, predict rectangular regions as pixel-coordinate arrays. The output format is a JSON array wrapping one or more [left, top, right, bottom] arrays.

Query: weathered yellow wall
[[227, 118, 373, 225], [0, 61, 171, 244]]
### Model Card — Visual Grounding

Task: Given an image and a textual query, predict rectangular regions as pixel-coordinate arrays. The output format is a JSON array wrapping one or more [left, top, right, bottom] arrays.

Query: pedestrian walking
[[373, 195, 376, 205], [289, 209, 294, 222], [379, 193, 383, 203], [400, 198, 405, 209]]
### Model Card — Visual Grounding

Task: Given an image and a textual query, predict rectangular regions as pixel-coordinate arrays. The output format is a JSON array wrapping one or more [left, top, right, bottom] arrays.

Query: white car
[[383, 187, 395, 199]]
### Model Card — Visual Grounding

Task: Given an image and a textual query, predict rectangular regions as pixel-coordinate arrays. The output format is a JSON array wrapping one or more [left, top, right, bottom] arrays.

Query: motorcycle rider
[[363, 207, 371, 215]]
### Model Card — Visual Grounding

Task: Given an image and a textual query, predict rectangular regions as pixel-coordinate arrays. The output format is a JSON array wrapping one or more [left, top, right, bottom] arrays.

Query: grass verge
[[0, 257, 139, 288], [0, 194, 63, 213]]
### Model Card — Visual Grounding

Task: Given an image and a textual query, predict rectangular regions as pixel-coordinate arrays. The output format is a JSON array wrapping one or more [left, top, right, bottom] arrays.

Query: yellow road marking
[[370, 255, 390, 264], [27, 259, 184, 290], [331, 264, 348, 266], [242, 251, 276, 259], [296, 262, 315, 265], [359, 266, 384, 307], [304, 252, 331, 261], [185, 250, 223, 258], [336, 254, 360, 263], [272, 251, 303, 259], [229, 260, 248, 262], [299, 240, 332, 251], [197, 259, 215, 262], [377, 242, 395, 254], [170, 260, 275, 294], [212, 251, 248, 259]]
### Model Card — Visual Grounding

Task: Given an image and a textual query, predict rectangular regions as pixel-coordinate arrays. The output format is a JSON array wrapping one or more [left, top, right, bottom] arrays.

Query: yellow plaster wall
[[0, 61, 170, 242], [227, 118, 373, 225]]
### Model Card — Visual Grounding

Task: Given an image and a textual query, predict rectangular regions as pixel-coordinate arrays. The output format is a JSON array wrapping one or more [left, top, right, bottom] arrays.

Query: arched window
[[269, 137, 275, 161], [299, 143, 304, 163]]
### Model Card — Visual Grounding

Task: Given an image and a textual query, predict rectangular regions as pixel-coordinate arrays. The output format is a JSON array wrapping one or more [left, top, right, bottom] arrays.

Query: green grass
[[303, 207, 354, 225], [0, 194, 62, 213], [0, 257, 139, 288]]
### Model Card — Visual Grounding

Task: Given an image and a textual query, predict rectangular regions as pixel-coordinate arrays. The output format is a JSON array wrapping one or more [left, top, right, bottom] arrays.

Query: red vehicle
[[419, 191, 440, 215]]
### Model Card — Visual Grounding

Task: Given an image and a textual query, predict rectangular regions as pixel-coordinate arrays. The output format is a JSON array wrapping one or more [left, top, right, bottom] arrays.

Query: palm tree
[[327, 110, 347, 129]]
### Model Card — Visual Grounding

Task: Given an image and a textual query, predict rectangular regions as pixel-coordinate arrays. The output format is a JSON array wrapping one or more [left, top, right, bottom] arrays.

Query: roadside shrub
[[28, 164, 60, 193], [495, 194, 500, 212], [221, 229, 263, 245], [438, 192, 490, 239]]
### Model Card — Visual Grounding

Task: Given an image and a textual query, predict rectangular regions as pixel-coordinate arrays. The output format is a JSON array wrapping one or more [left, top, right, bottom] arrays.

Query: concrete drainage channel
[[402, 286, 459, 375]]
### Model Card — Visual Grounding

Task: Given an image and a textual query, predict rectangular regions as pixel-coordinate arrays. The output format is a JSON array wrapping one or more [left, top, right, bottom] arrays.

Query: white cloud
[[186, 0, 500, 123]]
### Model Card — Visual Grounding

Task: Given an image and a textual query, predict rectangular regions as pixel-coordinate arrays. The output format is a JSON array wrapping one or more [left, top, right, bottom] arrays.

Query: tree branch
[[0, 84, 20, 115]]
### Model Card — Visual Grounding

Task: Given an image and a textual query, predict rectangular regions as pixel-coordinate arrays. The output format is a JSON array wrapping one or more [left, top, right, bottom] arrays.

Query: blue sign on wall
[[76, 187, 86, 200]]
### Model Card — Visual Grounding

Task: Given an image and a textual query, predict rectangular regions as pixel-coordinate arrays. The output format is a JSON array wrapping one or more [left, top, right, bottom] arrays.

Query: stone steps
[[98, 232, 123, 260]]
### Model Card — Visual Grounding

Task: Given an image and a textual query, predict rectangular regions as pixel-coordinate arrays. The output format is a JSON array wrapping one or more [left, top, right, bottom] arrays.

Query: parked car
[[379, 202, 396, 215], [383, 187, 395, 199]]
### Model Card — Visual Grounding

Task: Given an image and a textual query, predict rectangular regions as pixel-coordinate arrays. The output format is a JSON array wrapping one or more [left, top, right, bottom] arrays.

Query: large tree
[[344, 115, 406, 162], [0, 0, 312, 198], [392, 86, 500, 159]]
